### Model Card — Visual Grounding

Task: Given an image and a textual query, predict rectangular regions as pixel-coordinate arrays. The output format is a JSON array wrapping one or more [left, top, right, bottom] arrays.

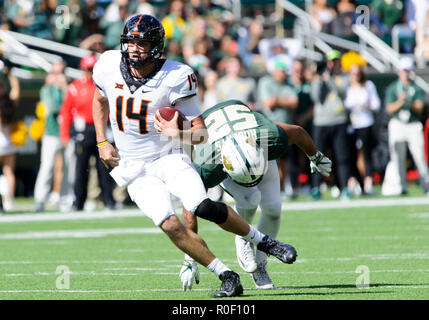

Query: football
[[159, 107, 186, 130]]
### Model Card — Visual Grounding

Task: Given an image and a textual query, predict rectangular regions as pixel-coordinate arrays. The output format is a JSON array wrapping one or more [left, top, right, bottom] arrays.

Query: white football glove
[[179, 256, 200, 291], [308, 151, 332, 177]]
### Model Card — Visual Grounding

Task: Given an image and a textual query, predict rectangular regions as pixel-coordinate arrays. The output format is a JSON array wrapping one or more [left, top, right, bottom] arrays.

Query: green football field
[[0, 191, 428, 301]]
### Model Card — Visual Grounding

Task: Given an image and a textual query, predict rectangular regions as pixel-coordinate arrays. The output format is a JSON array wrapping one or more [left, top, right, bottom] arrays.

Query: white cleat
[[235, 235, 257, 273], [251, 261, 275, 289]]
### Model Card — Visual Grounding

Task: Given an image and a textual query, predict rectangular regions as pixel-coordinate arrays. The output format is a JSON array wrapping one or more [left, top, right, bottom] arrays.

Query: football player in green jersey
[[179, 100, 332, 289]]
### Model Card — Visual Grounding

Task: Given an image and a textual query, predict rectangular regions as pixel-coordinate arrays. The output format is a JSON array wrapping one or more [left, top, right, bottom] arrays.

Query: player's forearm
[[92, 92, 110, 142], [275, 122, 317, 156], [183, 116, 208, 145]]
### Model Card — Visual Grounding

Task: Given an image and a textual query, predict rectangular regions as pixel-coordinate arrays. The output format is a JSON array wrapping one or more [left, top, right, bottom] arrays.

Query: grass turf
[[0, 192, 428, 300]]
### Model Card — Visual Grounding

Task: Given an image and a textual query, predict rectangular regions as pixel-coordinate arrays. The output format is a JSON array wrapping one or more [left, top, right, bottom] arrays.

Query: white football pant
[[221, 160, 282, 263], [127, 154, 208, 226]]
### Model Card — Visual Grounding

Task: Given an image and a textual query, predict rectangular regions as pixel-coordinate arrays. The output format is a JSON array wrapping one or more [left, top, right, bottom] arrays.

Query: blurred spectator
[[201, 69, 218, 111], [79, 33, 106, 53], [103, 0, 129, 24], [259, 38, 301, 75], [186, 0, 209, 17], [5, 0, 54, 38], [213, 34, 238, 73], [6, 0, 35, 33], [0, 57, 19, 211], [258, 59, 298, 124], [325, 0, 356, 38], [187, 40, 211, 76], [100, 1, 130, 49], [344, 64, 381, 195], [0, 56, 19, 211], [310, 50, 352, 200], [310, 0, 337, 31], [216, 56, 256, 108], [81, 0, 105, 38], [383, 57, 429, 195], [237, 17, 264, 69], [34, 60, 68, 212], [161, 0, 187, 44], [337, 0, 356, 14], [0, 83, 16, 212], [258, 59, 298, 193], [408, 0, 429, 61], [184, 15, 209, 46], [371, 0, 404, 31], [59, 54, 116, 211], [53, 0, 83, 46], [0, 57, 19, 104], [165, 39, 184, 63], [208, 19, 227, 54], [287, 59, 314, 197], [131, 0, 155, 16]]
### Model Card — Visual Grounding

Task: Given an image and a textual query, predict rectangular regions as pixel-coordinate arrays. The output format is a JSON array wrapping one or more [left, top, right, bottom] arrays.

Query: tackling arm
[[275, 121, 332, 177], [275, 122, 317, 156]]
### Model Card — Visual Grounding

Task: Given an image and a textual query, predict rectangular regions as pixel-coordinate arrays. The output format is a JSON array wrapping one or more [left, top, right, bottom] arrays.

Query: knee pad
[[194, 198, 228, 224]]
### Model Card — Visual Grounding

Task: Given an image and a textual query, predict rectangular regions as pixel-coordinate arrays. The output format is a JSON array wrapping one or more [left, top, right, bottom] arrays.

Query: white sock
[[242, 225, 265, 246], [206, 258, 230, 277]]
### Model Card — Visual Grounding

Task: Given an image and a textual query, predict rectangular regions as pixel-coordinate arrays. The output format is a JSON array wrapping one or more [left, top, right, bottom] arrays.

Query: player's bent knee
[[260, 202, 282, 218], [194, 198, 228, 224]]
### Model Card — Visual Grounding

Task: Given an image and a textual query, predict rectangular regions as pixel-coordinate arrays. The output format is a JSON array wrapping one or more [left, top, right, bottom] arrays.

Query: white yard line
[[282, 196, 429, 211], [1, 284, 429, 294], [1, 268, 427, 278], [0, 227, 162, 239], [0, 210, 144, 223], [0, 260, 144, 264], [1, 197, 429, 224]]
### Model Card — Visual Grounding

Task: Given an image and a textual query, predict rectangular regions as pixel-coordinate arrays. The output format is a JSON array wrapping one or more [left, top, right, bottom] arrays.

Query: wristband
[[96, 140, 109, 148]]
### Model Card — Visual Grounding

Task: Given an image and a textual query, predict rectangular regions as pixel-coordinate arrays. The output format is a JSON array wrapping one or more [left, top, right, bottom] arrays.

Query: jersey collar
[[119, 57, 166, 94]]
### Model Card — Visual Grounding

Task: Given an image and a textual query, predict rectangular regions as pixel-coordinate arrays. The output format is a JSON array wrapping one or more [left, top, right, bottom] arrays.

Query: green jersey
[[385, 80, 425, 123], [193, 100, 288, 188]]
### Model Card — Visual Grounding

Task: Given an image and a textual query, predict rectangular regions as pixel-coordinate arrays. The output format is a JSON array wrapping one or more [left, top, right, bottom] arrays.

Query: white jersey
[[92, 50, 200, 162]]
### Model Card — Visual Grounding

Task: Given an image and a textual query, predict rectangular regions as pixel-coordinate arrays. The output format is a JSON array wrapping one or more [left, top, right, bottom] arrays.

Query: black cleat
[[257, 235, 297, 264], [213, 271, 244, 298]]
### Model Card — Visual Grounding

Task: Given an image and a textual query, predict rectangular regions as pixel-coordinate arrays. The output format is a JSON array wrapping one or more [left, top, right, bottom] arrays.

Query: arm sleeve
[[344, 87, 353, 110], [174, 95, 202, 121], [92, 59, 106, 97], [168, 67, 198, 106], [367, 81, 381, 111]]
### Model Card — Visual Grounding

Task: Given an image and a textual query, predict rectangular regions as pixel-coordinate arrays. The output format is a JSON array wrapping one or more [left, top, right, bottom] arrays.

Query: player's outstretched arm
[[275, 122, 332, 177], [93, 89, 120, 168], [275, 122, 316, 156]]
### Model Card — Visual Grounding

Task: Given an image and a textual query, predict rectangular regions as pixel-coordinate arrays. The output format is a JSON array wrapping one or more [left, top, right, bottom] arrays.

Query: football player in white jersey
[[92, 14, 298, 297]]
